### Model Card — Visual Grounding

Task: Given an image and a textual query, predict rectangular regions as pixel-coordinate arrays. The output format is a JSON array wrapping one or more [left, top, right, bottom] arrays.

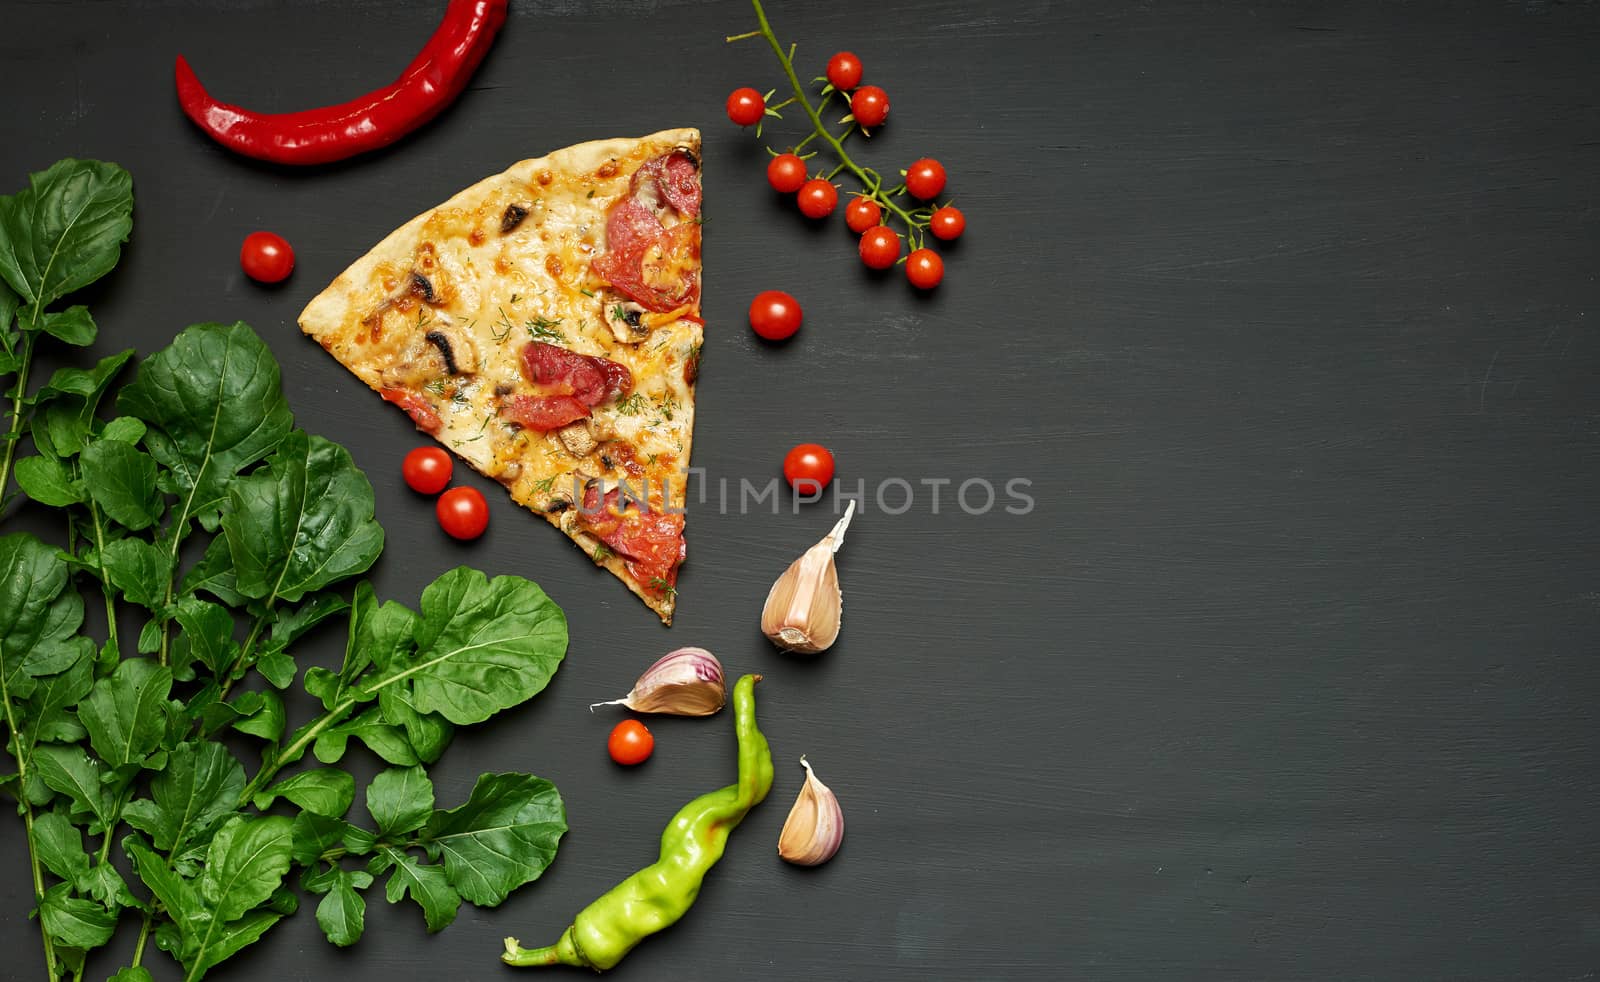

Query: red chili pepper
[[175, 0, 508, 165]]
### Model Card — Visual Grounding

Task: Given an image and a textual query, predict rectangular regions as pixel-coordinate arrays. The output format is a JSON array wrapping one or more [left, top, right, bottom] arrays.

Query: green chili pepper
[[503, 673, 774, 971]]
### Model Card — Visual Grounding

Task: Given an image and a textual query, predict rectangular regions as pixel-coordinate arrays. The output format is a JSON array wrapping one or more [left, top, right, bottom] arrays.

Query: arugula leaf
[[230, 689, 285, 742], [0, 159, 133, 308], [116, 321, 293, 534], [178, 535, 244, 607], [135, 837, 287, 980], [79, 861, 138, 909], [122, 741, 245, 853], [268, 592, 349, 648], [0, 532, 78, 698], [300, 862, 340, 894], [255, 768, 354, 818], [254, 650, 297, 689], [40, 304, 96, 347], [12, 591, 94, 690], [30, 710, 87, 745], [78, 658, 172, 770], [224, 429, 383, 605], [31, 745, 112, 831], [353, 591, 418, 681], [197, 815, 294, 922], [420, 773, 566, 906], [187, 908, 284, 979], [365, 766, 434, 837], [100, 538, 174, 611], [109, 967, 155, 982], [31, 808, 91, 884], [288, 812, 347, 867], [377, 686, 453, 764], [100, 415, 145, 443], [380, 847, 460, 933], [23, 644, 94, 728], [28, 349, 134, 458], [14, 453, 82, 505], [341, 824, 378, 856], [313, 707, 418, 767], [0, 277, 16, 352], [314, 869, 372, 947], [170, 597, 238, 678], [364, 568, 567, 725], [129, 840, 200, 922], [80, 436, 162, 530], [38, 882, 118, 949], [302, 668, 341, 712]]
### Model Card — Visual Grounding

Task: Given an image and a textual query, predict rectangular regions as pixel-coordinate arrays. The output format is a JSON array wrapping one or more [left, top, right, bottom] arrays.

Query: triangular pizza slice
[[298, 128, 703, 623]]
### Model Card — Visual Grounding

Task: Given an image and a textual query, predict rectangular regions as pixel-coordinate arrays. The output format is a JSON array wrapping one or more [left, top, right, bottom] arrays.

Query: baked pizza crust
[[299, 129, 701, 623]]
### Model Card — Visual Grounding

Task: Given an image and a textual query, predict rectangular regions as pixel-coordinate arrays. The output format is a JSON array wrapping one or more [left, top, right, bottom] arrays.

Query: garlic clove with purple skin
[[589, 647, 726, 716], [761, 500, 854, 654], [778, 757, 844, 866]]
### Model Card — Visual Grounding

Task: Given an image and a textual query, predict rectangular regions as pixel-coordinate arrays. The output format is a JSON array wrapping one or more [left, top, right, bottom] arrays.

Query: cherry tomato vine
[[726, 0, 962, 285]]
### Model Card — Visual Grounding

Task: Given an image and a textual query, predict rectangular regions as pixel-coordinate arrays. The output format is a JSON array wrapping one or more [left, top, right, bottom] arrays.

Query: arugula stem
[[131, 914, 150, 968], [85, 493, 121, 660], [216, 608, 272, 703], [236, 696, 359, 805], [19, 806, 59, 981], [744, 0, 925, 243], [1, 667, 60, 981], [0, 330, 37, 515], [60, 785, 134, 982], [158, 472, 209, 667]]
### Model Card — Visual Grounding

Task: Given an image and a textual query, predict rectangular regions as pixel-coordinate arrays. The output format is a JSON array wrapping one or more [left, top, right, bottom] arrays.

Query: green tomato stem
[[0, 663, 60, 981], [746, 0, 925, 238]]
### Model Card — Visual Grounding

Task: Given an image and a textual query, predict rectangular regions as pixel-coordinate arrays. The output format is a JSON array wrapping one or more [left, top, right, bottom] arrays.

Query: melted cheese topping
[[298, 130, 702, 617]]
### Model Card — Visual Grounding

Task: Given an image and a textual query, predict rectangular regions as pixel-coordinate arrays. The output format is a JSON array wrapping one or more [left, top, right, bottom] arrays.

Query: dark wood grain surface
[[3, 1, 1598, 979]]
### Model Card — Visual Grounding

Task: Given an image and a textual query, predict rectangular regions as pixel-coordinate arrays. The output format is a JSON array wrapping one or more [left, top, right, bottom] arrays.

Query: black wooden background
[[3, 1, 1598, 979]]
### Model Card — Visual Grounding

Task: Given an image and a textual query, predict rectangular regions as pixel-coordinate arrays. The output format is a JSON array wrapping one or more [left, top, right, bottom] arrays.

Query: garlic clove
[[589, 646, 727, 716], [778, 757, 844, 866], [761, 500, 854, 654]]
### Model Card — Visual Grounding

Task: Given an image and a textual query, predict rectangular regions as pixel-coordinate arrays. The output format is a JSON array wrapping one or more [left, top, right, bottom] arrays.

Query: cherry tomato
[[402, 446, 452, 495], [240, 231, 294, 283], [858, 226, 901, 270], [850, 85, 890, 128], [608, 719, 654, 766], [904, 158, 947, 200], [784, 443, 836, 495], [767, 153, 808, 193], [797, 179, 839, 219], [844, 195, 882, 234], [930, 205, 966, 241], [436, 486, 488, 540], [749, 290, 802, 340], [826, 51, 863, 90], [905, 248, 945, 289], [726, 87, 765, 126]]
